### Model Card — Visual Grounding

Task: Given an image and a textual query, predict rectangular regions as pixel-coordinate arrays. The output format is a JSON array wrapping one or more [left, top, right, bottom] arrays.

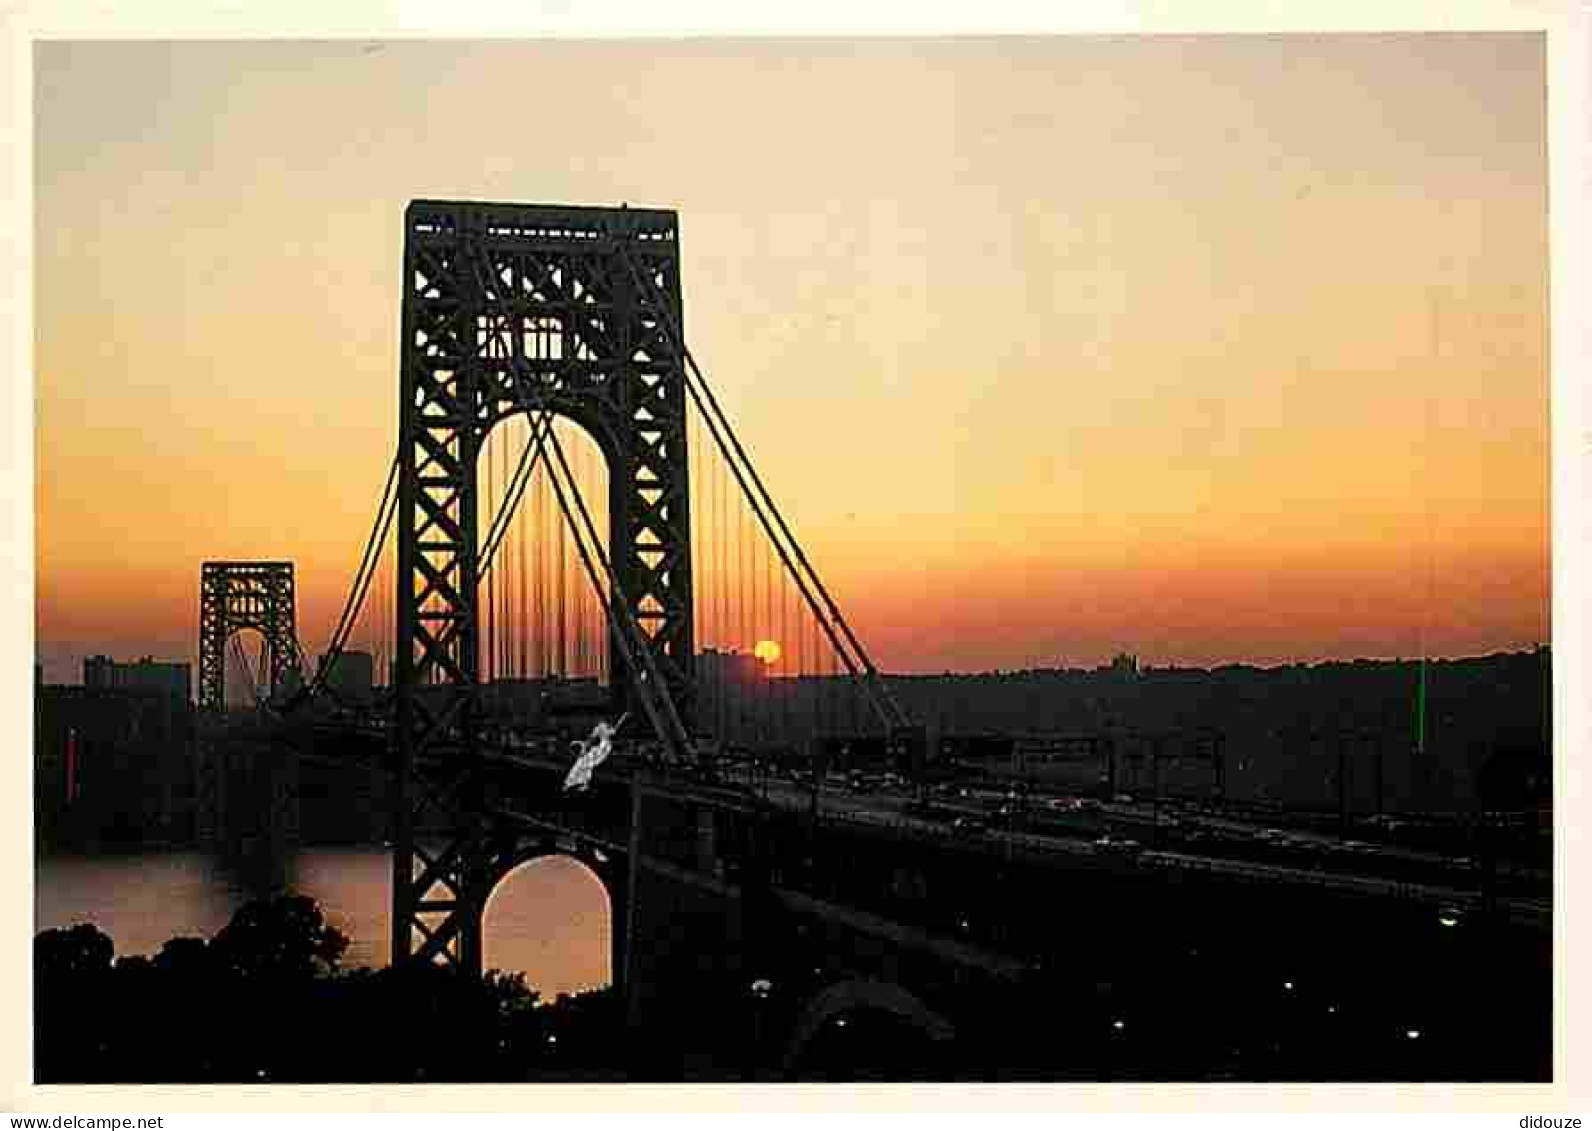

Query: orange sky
[[33, 35, 1549, 681]]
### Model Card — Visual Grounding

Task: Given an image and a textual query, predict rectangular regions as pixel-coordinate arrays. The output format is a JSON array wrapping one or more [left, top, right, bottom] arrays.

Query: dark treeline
[[34, 895, 622, 1083], [35, 889, 1551, 1083]]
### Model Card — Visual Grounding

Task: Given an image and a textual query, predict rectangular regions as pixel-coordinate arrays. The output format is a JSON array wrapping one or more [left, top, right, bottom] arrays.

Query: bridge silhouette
[[192, 201, 1549, 1081]]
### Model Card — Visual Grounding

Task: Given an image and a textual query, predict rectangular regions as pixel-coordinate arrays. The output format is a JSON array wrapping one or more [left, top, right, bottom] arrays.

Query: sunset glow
[[32, 36, 1549, 682]]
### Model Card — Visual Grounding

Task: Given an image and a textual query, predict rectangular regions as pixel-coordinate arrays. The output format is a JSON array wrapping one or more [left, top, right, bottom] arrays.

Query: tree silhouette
[[33, 897, 640, 1083], [208, 893, 348, 980], [152, 935, 211, 978], [34, 923, 114, 982]]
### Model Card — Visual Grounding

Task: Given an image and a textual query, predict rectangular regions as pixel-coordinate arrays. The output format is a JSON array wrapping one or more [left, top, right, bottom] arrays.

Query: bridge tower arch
[[198, 560, 300, 712], [479, 838, 629, 998], [780, 978, 956, 1080], [394, 200, 695, 972]]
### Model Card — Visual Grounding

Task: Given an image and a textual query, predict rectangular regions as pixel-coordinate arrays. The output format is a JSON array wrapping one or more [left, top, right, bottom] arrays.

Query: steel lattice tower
[[198, 561, 300, 712], [394, 201, 695, 971]]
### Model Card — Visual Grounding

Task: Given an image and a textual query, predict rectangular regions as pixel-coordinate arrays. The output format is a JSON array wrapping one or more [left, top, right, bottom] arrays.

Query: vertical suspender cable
[[614, 239, 903, 733], [572, 435, 584, 678], [498, 424, 508, 684], [557, 428, 568, 678], [538, 421, 693, 757], [760, 536, 770, 743], [534, 461, 545, 678], [809, 608, 820, 744], [518, 418, 528, 682], [780, 566, 790, 742], [739, 498, 749, 742], [486, 427, 496, 686]]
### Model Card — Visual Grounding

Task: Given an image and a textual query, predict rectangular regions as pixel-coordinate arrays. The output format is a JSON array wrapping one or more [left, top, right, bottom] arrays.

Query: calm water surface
[[36, 848, 611, 998]]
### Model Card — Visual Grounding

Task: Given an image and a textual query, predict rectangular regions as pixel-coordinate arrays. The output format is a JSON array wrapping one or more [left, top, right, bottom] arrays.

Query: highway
[[458, 736, 1551, 930], [714, 766, 1550, 928]]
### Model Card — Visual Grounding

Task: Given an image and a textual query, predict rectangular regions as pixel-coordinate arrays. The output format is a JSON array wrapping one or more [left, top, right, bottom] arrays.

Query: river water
[[35, 847, 612, 999]]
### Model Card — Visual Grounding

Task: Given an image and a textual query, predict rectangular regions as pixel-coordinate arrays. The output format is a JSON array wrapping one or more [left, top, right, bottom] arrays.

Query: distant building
[[697, 648, 763, 688], [538, 677, 611, 738], [320, 650, 374, 703], [479, 677, 547, 725], [275, 666, 304, 701], [1105, 653, 1140, 678], [83, 655, 192, 704], [82, 655, 113, 689], [38, 674, 197, 850], [694, 649, 769, 744]]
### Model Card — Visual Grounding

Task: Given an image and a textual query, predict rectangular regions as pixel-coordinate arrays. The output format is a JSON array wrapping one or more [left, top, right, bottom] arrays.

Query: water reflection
[[36, 847, 611, 999], [483, 855, 611, 995]]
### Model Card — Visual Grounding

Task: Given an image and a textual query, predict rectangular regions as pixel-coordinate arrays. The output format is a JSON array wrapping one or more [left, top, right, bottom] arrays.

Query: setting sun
[[753, 639, 782, 666]]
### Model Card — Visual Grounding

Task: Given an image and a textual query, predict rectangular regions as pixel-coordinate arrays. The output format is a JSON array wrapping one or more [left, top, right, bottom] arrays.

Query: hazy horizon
[[34, 34, 1550, 681]]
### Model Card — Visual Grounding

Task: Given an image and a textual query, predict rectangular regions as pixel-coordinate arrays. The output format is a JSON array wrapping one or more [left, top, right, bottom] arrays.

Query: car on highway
[[951, 816, 988, 837], [1093, 835, 1141, 856]]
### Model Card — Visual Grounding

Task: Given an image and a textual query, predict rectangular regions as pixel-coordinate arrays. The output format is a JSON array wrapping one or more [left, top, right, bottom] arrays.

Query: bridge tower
[[393, 200, 695, 971], [197, 560, 300, 711], [195, 560, 302, 854]]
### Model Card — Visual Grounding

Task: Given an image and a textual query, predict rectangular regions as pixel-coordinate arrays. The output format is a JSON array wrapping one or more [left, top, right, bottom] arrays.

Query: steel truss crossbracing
[[394, 201, 696, 971], [198, 561, 300, 712]]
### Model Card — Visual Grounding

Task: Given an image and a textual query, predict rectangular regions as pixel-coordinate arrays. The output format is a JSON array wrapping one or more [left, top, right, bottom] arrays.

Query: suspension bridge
[[191, 200, 1549, 1079]]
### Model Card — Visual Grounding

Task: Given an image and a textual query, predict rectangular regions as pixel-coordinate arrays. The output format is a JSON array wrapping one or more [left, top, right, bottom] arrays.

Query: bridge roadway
[[206, 719, 1553, 1077], [473, 738, 1549, 933], [271, 717, 1548, 934]]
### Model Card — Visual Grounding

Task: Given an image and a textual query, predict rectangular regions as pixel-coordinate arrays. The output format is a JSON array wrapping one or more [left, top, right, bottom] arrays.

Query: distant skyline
[[34, 35, 1549, 681]]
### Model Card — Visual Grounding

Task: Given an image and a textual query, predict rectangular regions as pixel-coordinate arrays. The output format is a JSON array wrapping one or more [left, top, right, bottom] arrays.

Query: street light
[[749, 978, 775, 1079]]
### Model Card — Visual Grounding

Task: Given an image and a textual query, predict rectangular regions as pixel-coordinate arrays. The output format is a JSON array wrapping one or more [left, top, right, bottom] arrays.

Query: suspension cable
[[546, 422, 690, 751], [612, 238, 906, 732], [535, 417, 694, 760], [470, 296, 695, 759], [479, 411, 554, 580], [517, 432, 529, 681], [229, 633, 260, 706], [271, 451, 400, 716]]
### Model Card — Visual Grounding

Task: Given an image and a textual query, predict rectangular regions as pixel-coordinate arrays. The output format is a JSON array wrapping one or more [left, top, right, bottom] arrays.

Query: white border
[[3, 0, 1586, 1113]]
